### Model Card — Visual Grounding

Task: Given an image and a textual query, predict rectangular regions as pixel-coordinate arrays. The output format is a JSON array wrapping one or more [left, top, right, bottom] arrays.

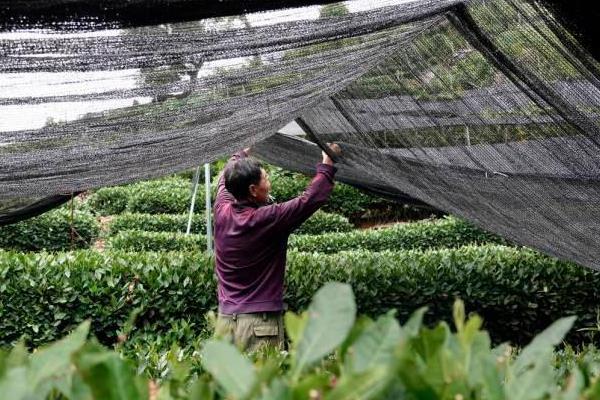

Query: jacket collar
[[234, 199, 261, 209]]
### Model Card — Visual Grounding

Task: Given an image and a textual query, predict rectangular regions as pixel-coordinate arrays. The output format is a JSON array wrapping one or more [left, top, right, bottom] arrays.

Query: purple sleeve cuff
[[316, 163, 337, 182]]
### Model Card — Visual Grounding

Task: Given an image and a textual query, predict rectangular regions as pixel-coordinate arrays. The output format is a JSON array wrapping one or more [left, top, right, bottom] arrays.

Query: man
[[213, 144, 340, 351]]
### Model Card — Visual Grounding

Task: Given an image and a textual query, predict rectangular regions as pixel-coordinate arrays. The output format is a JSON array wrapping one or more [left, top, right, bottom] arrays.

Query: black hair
[[224, 157, 263, 200]]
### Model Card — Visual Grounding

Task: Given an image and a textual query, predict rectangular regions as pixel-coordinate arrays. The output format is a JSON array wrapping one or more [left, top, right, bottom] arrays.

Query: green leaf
[[453, 299, 466, 333], [513, 316, 576, 374], [201, 340, 256, 399], [75, 342, 148, 400], [291, 373, 330, 399], [29, 320, 90, 388], [284, 311, 308, 350], [339, 316, 373, 363], [346, 314, 401, 374], [506, 351, 556, 400], [403, 307, 427, 338], [557, 369, 585, 400], [187, 376, 215, 400], [0, 366, 28, 400], [325, 368, 389, 400], [293, 282, 356, 377]]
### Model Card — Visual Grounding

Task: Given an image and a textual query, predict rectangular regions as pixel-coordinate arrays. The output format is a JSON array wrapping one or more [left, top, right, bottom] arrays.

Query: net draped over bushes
[[1, 0, 600, 269], [1, 246, 599, 348]]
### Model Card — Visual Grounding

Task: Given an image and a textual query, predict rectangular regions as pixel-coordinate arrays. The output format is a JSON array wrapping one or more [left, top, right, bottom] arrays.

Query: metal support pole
[[204, 163, 213, 254], [465, 125, 471, 147], [186, 166, 201, 235]]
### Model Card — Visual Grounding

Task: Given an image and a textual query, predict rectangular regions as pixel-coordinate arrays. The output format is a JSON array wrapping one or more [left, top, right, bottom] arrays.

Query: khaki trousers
[[215, 312, 285, 352]]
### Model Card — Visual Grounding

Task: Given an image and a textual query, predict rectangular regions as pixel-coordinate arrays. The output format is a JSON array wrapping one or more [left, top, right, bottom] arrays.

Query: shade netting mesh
[[1, 0, 599, 269]]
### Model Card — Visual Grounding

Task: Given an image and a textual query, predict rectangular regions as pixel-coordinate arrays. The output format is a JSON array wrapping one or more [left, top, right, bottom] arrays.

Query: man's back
[[213, 147, 338, 351], [214, 150, 336, 314]]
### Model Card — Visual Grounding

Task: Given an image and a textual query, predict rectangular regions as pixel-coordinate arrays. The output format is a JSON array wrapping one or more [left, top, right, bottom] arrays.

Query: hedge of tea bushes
[[0, 207, 99, 251], [87, 177, 205, 216], [107, 230, 207, 252], [107, 216, 502, 252], [88, 169, 391, 219], [1, 245, 598, 348], [108, 213, 208, 235], [288, 216, 505, 253], [107, 210, 352, 237]]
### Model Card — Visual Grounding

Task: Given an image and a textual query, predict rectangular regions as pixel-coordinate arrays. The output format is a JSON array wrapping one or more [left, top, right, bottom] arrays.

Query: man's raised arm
[[257, 143, 341, 233]]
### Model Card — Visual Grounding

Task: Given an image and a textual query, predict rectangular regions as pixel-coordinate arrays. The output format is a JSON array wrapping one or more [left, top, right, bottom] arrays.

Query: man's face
[[249, 168, 271, 204]]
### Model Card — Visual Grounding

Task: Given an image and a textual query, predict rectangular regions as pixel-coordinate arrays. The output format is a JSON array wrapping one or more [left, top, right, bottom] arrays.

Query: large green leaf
[[557, 369, 585, 400], [284, 311, 308, 350], [325, 368, 389, 400], [506, 351, 557, 400], [29, 320, 90, 388], [345, 313, 401, 374], [201, 340, 256, 399], [75, 343, 148, 400], [403, 307, 427, 338], [293, 282, 356, 376], [0, 366, 28, 400], [187, 376, 215, 400], [513, 316, 576, 374]]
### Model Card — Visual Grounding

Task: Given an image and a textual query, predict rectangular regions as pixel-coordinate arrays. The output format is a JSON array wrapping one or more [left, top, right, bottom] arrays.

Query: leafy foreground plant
[[2, 283, 600, 400]]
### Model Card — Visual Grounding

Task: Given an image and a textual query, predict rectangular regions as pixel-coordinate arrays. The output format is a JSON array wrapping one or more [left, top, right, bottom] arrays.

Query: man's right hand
[[322, 143, 341, 166]]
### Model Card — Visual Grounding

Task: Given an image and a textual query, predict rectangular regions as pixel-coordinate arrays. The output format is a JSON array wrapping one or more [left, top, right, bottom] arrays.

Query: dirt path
[[92, 216, 113, 252]]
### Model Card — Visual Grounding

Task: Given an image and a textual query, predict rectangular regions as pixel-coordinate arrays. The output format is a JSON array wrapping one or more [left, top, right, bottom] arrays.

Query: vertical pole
[[204, 163, 213, 254], [186, 166, 201, 235], [465, 125, 471, 147]]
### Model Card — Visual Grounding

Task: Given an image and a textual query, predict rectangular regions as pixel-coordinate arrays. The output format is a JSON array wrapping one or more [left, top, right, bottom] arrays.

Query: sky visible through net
[[1, 0, 599, 269]]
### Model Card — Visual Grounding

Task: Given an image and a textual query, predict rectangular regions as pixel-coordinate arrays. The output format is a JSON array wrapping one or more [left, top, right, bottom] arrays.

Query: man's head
[[224, 157, 271, 204]]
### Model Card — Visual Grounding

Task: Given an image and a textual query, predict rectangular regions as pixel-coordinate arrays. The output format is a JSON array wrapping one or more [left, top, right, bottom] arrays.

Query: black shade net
[[1, 0, 600, 269]]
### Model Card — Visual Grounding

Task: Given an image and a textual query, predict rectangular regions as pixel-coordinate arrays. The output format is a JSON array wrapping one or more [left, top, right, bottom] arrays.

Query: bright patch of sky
[[0, 69, 140, 98], [0, 98, 152, 133], [0, 0, 413, 133]]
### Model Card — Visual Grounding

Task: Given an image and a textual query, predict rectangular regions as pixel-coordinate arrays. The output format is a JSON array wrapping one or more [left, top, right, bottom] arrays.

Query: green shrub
[[107, 230, 207, 251], [105, 217, 497, 253], [88, 166, 400, 220], [88, 177, 205, 215], [294, 210, 353, 235], [0, 207, 99, 251], [290, 216, 503, 252], [107, 210, 350, 237], [108, 213, 208, 235], [87, 186, 131, 215], [1, 245, 598, 349], [3, 289, 599, 400], [127, 181, 203, 215]]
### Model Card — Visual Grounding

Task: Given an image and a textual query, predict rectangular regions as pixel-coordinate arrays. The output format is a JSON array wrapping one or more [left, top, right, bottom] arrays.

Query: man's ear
[[248, 184, 257, 198]]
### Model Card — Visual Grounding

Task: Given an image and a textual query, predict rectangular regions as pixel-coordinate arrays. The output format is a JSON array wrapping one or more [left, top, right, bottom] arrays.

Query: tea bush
[[107, 210, 352, 237], [289, 216, 505, 252], [88, 178, 204, 215], [89, 168, 392, 219], [108, 230, 207, 251], [0, 207, 99, 251], [107, 217, 502, 252], [294, 210, 353, 235], [1, 245, 598, 348], [2, 284, 599, 400], [108, 213, 208, 235]]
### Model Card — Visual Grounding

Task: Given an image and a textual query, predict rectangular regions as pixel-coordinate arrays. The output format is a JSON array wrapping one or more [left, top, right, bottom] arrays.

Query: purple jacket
[[214, 151, 336, 314]]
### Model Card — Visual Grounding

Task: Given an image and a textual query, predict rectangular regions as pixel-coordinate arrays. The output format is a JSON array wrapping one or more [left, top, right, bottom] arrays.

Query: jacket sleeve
[[257, 163, 336, 234], [214, 150, 248, 210]]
